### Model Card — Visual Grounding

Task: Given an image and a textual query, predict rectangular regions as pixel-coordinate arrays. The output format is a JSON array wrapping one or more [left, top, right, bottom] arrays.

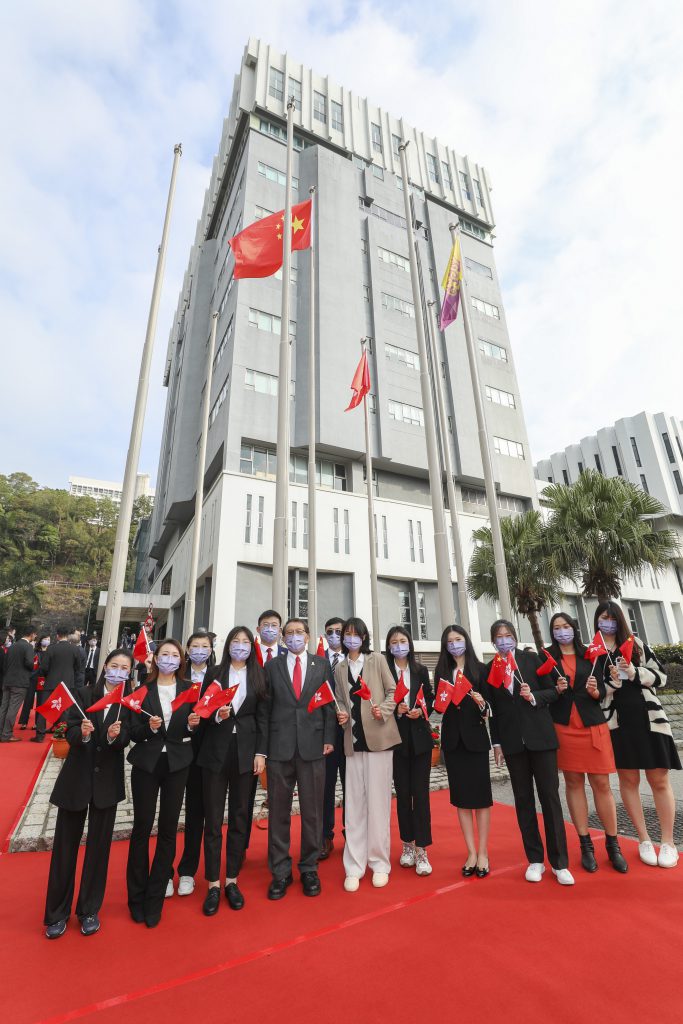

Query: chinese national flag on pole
[[86, 683, 124, 713], [619, 635, 635, 664], [585, 632, 608, 662], [307, 681, 335, 713], [36, 682, 76, 726], [393, 672, 409, 704], [413, 684, 429, 720], [434, 677, 455, 712], [121, 686, 148, 713], [254, 636, 264, 667], [228, 199, 312, 279], [195, 684, 240, 719], [488, 653, 507, 689], [171, 681, 203, 712], [345, 350, 371, 411], [452, 670, 473, 706], [133, 629, 150, 662], [537, 650, 558, 677], [354, 677, 372, 701], [316, 636, 325, 657]]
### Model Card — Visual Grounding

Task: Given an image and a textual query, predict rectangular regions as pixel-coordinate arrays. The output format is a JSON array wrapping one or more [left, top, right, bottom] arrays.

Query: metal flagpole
[[425, 300, 470, 631], [398, 142, 455, 627], [362, 339, 381, 650], [100, 143, 182, 658], [449, 221, 512, 620], [307, 186, 318, 651], [183, 310, 218, 638], [271, 98, 295, 616]]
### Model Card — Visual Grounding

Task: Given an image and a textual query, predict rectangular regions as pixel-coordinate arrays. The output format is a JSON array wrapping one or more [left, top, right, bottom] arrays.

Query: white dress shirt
[[155, 682, 177, 752], [347, 653, 364, 684], [286, 650, 308, 689]]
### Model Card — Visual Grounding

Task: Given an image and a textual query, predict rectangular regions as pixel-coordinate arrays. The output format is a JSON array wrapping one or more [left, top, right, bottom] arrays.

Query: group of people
[[7, 601, 678, 940]]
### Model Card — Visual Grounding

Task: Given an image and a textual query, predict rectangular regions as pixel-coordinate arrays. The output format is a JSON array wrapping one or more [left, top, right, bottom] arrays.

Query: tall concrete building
[[69, 473, 154, 504], [141, 38, 538, 650]]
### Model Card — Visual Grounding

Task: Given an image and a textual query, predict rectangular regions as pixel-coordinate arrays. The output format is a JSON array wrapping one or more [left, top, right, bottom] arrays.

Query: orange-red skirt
[[555, 720, 615, 774]]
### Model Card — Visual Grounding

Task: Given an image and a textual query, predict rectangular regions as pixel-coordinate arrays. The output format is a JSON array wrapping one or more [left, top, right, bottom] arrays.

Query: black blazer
[[50, 687, 131, 811], [127, 679, 196, 774], [264, 654, 336, 761], [546, 648, 608, 727], [486, 648, 559, 755], [441, 664, 491, 754], [41, 641, 82, 691], [197, 666, 269, 775], [2, 638, 35, 689], [390, 660, 434, 757]]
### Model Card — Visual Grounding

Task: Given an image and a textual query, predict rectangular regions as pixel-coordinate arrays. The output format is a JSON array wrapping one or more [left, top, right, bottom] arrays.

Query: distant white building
[[68, 473, 155, 505]]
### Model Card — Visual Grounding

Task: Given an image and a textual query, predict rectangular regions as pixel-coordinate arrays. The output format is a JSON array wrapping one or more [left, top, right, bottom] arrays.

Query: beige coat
[[334, 652, 401, 755]]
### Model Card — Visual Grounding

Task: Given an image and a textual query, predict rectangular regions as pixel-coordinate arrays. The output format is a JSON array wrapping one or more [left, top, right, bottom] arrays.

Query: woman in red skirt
[[545, 612, 627, 874]]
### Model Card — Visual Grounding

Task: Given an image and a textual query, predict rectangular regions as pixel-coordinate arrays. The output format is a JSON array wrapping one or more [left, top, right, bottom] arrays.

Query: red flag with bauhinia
[[452, 670, 473, 706], [585, 632, 608, 662], [619, 635, 635, 664], [488, 653, 507, 689], [504, 651, 517, 688], [307, 681, 335, 713], [345, 350, 371, 411], [434, 677, 455, 712], [393, 672, 409, 705], [354, 677, 372, 701], [133, 628, 150, 662], [36, 682, 76, 726], [537, 650, 558, 677], [414, 684, 429, 720], [192, 681, 222, 716], [121, 686, 148, 714], [228, 199, 312, 279], [316, 636, 325, 657], [170, 681, 203, 712], [195, 683, 240, 720], [86, 683, 124, 713], [254, 636, 264, 667]]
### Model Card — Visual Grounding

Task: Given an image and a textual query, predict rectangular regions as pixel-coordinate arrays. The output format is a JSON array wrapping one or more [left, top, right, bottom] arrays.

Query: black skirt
[[444, 745, 492, 809], [610, 727, 681, 770]]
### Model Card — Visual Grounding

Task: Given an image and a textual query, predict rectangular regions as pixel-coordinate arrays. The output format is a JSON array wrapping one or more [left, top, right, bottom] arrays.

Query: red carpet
[[0, 740, 681, 1024]]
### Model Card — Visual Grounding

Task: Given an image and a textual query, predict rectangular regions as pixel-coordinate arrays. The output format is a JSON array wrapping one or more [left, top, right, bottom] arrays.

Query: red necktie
[[292, 656, 302, 699], [266, 648, 273, 663]]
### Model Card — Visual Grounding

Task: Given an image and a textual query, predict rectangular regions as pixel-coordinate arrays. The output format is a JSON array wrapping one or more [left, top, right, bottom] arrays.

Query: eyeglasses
[[285, 629, 307, 638], [326, 629, 341, 637]]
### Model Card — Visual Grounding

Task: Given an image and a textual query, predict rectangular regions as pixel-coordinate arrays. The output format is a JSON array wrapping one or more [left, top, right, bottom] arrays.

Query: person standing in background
[[83, 637, 100, 687], [0, 625, 37, 742]]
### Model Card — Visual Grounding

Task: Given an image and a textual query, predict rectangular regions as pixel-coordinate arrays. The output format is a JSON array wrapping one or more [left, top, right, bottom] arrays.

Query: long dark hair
[[147, 638, 187, 684], [490, 618, 517, 643], [594, 600, 640, 665], [384, 624, 419, 677], [435, 624, 482, 686], [92, 648, 135, 700], [342, 617, 372, 654], [217, 626, 267, 699], [547, 611, 586, 660]]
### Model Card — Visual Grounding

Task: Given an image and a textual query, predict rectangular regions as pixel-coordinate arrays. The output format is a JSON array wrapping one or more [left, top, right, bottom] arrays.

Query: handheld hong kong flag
[[537, 650, 558, 677], [345, 350, 371, 411], [585, 632, 608, 662], [121, 686, 149, 714], [619, 635, 635, 664], [87, 683, 124, 713], [229, 199, 312, 279], [316, 636, 325, 657], [434, 677, 455, 712], [36, 682, 76, 726], [504, 651, 517, 687], [195, 683, 240, 719], [354, 677, 372, 701], [254, 636, 264, 667], [393, 672, 409, 705], [133, 628, 150, 662], [414, 684, 429, 720], [307, 681, 335, 713], [170, 680, 203, 712], [193, 681, 222, 716], [439, 233, 463, 330], [452, 670, 473, 706]]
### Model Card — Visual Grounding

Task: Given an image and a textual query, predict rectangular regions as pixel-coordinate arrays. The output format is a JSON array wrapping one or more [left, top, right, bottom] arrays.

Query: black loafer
[[203, 887, 221, 916], [475, 864, 490, 878], [225, 882, 244, 910], [461, 864, 476, 877], [80, 914, 101, 936], [129, 905, 144, 924], [145, 916, 160, 928], [45, 919, 67, 940], [267, 874, 293, 900], [318, 837, 334, 861], [301, 871, 321, 897]]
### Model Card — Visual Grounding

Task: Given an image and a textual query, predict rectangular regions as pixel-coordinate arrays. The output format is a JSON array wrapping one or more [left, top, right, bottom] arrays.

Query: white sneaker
[[525, 863, 545, 883], [177, 875, 195, 896], [552, 868, 575, 886], [399, 842, 416, 867], [372, 872, 389, 888], [638, 841, 658, 866], [165, 879, 174, 898], [658, 843, 679, 869], [415, 848, 433, 876], [343, 876, 360, 892]]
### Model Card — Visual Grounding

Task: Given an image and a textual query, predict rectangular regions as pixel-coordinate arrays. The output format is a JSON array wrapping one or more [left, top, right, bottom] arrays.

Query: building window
[[562, 470, 569, 484], [343, 509, 350, 554], [493, 436, 524, 460], [361, 237, 368, 255], [313, 90, 327, 124], [331, 100, 344, 131], [662, 432, 675, 463], [245, 368, 279, 396], [374, 514, 388, 558], [291, 500, 297, 548], [316, 460, 348, 491], [441, 161, 453, 190], [385, 342, 419, 371], [302, 502, 309, 550], [485, 385, 515, 409], [333, 508, 339, 553], [297, 576, 309, 618], [209, 376, 229, 426], [472, 296, 500, 319], [612, 446, 623, 475], [363, 199, 407, 231], [479, 338, 507, 362], [630, 437, 642, 467], [240, 443, 277, 479], [640, 474, 649, 494], [288, 77, 301, 111], [363, 285, 370, 302], [417, 521, 424, 563], [160, 568, 172, 595], [368, 393, 377, 414], [399, 590, 412, 631], [388, 399, 424, 427], [674, 470, 683, 495], [254, 204, 273, 221], [245, 494, 252, 543], [248, 307, 296, 338], [371, 122, 383, 153], [269, 67, 284, 102], [213, 317, 233, 370], [363, 464, 379, 495], [371, 163, 384, 180], [594, 453, 603, 474], [426, 153, 439, 184], [459, 170, 472, 200], [417, 590, 427, 640], [392, 134, 401, 158], [465, 257, 493, 279], [257, 161, 299, 191], [245, 494, 264, 544], [626, 606, 639, 636], [578, 461, 584, 474], [677, 436, 683, 460], [378, 246, 410, 272], [408, 520, 415, 562], [460, 217, 488, 241], [473, 178, 485, 209], [382, 292, 415, 318]]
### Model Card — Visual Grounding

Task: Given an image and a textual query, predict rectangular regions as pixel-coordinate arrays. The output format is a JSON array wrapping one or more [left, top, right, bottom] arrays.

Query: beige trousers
[[343, 749, 393, 877]]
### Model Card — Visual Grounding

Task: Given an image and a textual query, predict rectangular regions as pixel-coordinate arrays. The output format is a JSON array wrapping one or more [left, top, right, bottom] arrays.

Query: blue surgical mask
[[326, 630, 342, 650], [494, 636, 516, 654], [260, 624, 280, 644], [553, 627, 574, 645], [156, 654, 181, 674], [188, 648, 210, 665], [285, 634, 307, 654], [390, 642, 410, 658], [230, 642, 252, 661], [599, 619, 618, 635], [343, 635, 363, 651], [104, 667, 129, 686], [447, 640, 467, 657]]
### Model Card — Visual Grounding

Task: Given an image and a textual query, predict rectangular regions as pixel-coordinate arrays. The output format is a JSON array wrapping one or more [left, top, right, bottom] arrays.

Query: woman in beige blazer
[[334, 617, 400, 891]]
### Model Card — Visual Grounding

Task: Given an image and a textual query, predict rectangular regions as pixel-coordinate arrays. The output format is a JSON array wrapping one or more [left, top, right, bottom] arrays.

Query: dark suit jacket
[[197, 666, 269, 775], [83, 646, 100, 677], [486, 648, 559, 755], [390, 660, 434, 757], [72, 644, 86, 687], [441, 664, 491, 753], [50, 687, 130, 810], [127, 680, 196, 774], [546, 647, 608, 727], [2, 638, 35, 689], [264, 653, 335, 761], [41, 641, 82, 691]]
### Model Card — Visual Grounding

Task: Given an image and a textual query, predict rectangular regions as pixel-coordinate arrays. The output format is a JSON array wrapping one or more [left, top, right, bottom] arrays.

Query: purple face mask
[[553, 627, 574, 645], [156, 654, 181, 674], [390, 642, 410, 659], [229, 642, 251, 661], [494, 636, 516, 654], [599, 619, 618, 635], [343, 635, 363, 651], [188, 648, 210, 665], [447, 640, 467, 658]]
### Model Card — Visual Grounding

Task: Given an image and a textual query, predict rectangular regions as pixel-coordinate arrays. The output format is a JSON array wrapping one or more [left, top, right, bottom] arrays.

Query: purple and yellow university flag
[[439, 235, 462, 330]]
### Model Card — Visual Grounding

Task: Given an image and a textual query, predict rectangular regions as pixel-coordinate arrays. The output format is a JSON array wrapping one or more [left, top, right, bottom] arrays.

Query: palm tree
[[543, 469, 679, 601], [467, 509, 561, 652]]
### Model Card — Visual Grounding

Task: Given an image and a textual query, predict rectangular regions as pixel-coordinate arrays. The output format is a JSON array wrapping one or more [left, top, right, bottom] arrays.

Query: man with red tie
[[257, 610, 287, 663], [263, 618, 336, 900]]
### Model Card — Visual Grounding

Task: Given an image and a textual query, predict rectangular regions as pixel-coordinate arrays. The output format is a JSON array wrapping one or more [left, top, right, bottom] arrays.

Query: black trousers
[[44, 803, 117, 925], [126, 756, 189, 923], [322, 736, 346, 842], [506, 748, 568, 869], [393, 749, 432, 847], [35, 689, 58, 738], [203, 739, 254, 881], [232, 773, 258, 851], [19, 679, 38, 726], [176, 761, 204, 878], [267, 755, 325, 879]]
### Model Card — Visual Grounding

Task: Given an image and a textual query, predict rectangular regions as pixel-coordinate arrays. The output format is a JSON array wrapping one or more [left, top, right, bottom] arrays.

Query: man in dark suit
[[83, 637, 100, 686], [264, 618, 336, 899], [70, 631, 86, 688], [34, 626, 82, 742], [0, 625, 37, 742]]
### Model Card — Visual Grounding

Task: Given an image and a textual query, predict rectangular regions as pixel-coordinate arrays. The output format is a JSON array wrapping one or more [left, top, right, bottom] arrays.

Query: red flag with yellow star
[[228, 199, 312, 279]]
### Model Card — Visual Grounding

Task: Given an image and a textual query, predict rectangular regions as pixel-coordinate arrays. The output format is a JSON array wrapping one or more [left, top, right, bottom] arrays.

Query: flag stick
[[307, 185, 318, 651], [60, 682, 87, 720], [361, 339, 381, 650]]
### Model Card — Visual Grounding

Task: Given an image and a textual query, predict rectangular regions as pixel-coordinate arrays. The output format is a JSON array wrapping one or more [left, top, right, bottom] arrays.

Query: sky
[[2, 0, 682, 490]]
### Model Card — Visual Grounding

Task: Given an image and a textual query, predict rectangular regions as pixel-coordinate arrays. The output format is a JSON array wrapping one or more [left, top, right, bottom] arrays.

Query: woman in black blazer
[[385, 625, 434, 877], [197, 626, 269, 916], [43, 648, 133, 939], [435, 625, 491, 878], [126, 639, 199, 927]]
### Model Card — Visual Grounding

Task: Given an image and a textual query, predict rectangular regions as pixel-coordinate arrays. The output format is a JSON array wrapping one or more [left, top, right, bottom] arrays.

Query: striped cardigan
[[600, 637, 673, 738]]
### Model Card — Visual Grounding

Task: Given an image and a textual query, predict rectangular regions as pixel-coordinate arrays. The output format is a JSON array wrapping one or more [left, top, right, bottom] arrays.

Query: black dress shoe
[[145, 917, 160, 928], [225, 882, 245, 910], [45, 919, 67, 939], [31, 737, 45, 743], [475, 864, 490, 878], [267, 874, 293, 900], [301, 871, 321, 897], [129, 905, 144, 924], [318, 837, 334, 861], [461, 864, 476, 877], [606, 835, 628, 874], [80, 914, 101, 936], [203, 888, 221, 916], [579, 834, 598, 873]]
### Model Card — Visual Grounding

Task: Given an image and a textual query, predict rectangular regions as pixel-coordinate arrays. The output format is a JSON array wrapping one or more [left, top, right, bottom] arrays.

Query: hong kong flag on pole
[[393, 672, 409, 705], [537, 650, 558, 677], [196, 684, 240, 719], [86, 683, 124, 713], [36, 682, 78, 726], [413, 684, 429, 720], [434, 678, 455, 712], [228, 199, 312, 279], [452, 670, 473, 706], [345, 350, 371, 411], [307, 681, 336, 713], [192, 681, 222, 716], [585, 632, 608, 663], [133, 628, 150, 662], [121, 686, 149, 714]]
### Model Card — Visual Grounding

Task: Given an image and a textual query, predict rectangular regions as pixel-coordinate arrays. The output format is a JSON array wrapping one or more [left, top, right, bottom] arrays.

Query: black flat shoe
[[225, 883, 244, 910], [45, 919, 67, 939], [461, 864, 476, 877], [268, 874, 293, 901], [475, 864, 490, 878], [579, 834, 598, 873], [129, 905, 144, 924], [203, 888, 221, 916], [606, 835, 628, 874], [80, 914, 100, 936], [145, 917, 160, 929], [301, 871, 321, 897]]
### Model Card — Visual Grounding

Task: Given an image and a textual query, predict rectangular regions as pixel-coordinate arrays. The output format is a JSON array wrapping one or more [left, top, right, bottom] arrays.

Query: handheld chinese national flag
[[619, 635, 635, 664], [307, 681, 336, 713], [87, 683, 124, 713], [121, 686, 149, 713], [196, 683, 240, 719], [36, 682, 76, 726], [434, 677, 455, 712], [439, 233, 463, 330], [170, 681, 203, 712], [354, 677, 372, 701], [537, 650, 558, 677], [413, 684, 429, 720], [345, 350, 371, 411], [488, 653, 507, 689], [316, 636, 325, 657], [254, 636, 264, 667], [452, 670, 473, 706], [228, 199, 312, 279], [133, 628, 150, 662], [585, 632, 608, 663], [393, 672, 409, 704]]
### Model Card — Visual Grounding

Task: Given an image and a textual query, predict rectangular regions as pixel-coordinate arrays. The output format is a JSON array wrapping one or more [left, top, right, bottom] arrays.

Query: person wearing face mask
[[43, 649, 133, 939], [263, 618, 335, 900], [593, 601, 680, 869], [83, 636, 100, 687], [0, 624, 37, 742], [487, 620, 574, 886], [34, 625, 82, 743], [126, 639, 200, 927], [435, 626, 492, 878], [320, 616, 347, 861], [197, 626, 269, 914], [257, 610, 286, 664], [545, 612, 625, 873], [334, 617, 401, 891], [385, 625, 434, 876], [18, 633, 51, 731]]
